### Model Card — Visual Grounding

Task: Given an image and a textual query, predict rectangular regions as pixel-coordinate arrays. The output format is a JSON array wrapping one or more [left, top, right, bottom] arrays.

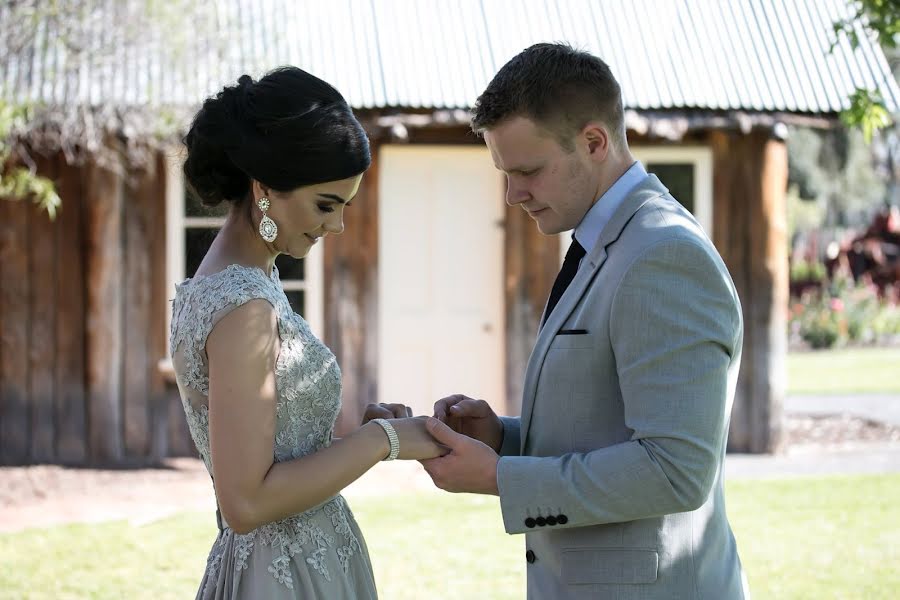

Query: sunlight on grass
[[2, 475, 898, 599], [726, 475, 900, 599], [788, 347, 900, 394]]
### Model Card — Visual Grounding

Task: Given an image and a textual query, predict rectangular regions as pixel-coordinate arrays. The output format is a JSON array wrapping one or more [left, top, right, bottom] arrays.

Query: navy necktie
[[542, 236, 586, 328]]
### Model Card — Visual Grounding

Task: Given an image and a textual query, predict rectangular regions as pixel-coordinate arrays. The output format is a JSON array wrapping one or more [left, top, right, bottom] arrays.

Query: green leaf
[[0, 167, 61, 220], [840, 88, 892, 143]]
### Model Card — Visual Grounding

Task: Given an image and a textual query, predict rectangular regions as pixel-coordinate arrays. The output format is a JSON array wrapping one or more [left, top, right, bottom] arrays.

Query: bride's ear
[[251, 179, 271, 200]]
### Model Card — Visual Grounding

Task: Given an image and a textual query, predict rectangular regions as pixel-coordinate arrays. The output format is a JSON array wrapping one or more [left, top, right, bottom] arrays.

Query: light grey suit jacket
[[496, 175, 747, 599]]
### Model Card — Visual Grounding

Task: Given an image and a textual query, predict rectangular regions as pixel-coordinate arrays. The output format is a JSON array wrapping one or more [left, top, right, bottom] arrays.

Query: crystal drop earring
[[256, 197, 278, 242]]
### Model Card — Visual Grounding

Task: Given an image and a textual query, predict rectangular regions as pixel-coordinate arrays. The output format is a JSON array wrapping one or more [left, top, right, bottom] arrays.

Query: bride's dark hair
[[183, 66, 371, 207]]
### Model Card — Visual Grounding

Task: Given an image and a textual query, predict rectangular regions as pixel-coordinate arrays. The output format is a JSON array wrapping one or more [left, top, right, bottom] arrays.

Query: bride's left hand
[[361, 402, 414, 424]]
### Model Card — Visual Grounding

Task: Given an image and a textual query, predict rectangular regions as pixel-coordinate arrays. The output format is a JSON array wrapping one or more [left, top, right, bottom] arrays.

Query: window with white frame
[[165, 164, 324, 353], [559, 145, 713, 263], [634, 145, 713, 235]]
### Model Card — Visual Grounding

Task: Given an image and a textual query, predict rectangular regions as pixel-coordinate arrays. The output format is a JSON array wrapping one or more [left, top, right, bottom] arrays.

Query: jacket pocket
[[561, 547, 659, 584], [548, 332, 593, 350]]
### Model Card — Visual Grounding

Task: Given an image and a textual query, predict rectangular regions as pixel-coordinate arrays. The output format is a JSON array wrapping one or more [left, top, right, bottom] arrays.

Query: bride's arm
[[205, 299, 426, 534]]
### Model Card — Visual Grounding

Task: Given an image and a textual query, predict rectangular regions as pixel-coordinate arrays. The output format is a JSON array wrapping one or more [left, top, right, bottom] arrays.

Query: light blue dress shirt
[[574, 161, 649, 253]]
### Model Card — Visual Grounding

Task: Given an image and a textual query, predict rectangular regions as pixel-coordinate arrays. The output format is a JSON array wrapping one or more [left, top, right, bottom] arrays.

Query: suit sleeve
[[497, 416, 521, 457], [496, 238, 742, 534]]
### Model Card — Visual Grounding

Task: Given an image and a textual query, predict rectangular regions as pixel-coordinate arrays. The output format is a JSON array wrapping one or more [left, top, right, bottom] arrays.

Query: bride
[[169, 66, 445, 599]]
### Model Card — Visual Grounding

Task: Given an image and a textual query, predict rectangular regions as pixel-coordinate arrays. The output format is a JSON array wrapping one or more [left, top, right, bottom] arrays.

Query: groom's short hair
[[471, 43, 626, 151]]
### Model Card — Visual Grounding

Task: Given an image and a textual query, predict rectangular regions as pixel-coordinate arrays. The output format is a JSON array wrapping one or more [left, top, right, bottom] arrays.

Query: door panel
[[378, 145, 505, 415]]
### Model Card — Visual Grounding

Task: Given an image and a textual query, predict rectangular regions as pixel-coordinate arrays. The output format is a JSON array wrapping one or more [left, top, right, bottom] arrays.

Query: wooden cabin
[[1, 0, 898, 464]]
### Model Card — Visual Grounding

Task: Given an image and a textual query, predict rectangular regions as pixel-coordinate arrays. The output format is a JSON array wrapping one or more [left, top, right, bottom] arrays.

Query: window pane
[[284, 290, 305, 316], [185, 187, 230, 218], [647, 163, 695, 215], [185, 228, 219, 278], [275, 254, 306, 280]]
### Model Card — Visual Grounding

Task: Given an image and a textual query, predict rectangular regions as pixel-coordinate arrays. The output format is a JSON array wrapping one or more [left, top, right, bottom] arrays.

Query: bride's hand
[[390, 417, 450, 460], [361, 402, 413, 425]]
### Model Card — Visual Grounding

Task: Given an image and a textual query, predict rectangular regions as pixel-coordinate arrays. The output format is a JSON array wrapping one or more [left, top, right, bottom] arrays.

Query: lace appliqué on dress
[[170, 265, 362, 589]]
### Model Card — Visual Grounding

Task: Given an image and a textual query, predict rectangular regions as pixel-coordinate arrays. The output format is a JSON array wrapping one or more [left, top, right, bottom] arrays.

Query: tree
[[0, 0, 210, 216], [0, 100, 60, 217], [832, 0, 900, 142]]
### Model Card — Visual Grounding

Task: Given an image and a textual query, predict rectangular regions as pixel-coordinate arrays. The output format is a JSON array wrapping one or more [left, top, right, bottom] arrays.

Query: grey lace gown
[[169, 264, 378, 599]]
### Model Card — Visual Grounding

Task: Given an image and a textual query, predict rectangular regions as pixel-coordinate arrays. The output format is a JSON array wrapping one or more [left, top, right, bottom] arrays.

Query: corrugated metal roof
[[1, 0, 898, 115]]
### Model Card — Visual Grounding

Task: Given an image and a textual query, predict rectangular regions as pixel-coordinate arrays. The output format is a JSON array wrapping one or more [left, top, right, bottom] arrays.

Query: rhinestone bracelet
[[372, 418, 400, 461]]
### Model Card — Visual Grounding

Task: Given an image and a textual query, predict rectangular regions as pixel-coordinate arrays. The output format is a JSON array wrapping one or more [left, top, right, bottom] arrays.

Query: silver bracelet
[[372, 418, 400, 461]]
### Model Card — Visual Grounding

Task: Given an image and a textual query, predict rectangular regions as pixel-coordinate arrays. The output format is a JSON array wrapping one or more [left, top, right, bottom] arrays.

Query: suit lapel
[[518, 175, 670, 450]]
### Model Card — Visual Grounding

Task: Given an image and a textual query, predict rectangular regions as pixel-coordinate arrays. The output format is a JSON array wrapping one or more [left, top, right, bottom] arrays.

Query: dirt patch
[[0, 456, 436, 534], [0, 457, 215, 533], [788, 413, 900, 444], [2, 414, 897, 533]]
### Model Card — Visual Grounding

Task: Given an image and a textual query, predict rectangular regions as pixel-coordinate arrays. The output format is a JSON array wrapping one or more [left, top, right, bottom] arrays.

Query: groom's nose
[[506, 179, 530, 206]]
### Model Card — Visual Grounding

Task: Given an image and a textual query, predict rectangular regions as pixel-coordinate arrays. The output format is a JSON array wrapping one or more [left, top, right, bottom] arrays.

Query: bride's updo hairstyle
[[183, 67, 371, 207]]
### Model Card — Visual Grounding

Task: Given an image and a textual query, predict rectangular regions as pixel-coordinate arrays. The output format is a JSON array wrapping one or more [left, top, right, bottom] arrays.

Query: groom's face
[[484, 116, 596, 235]]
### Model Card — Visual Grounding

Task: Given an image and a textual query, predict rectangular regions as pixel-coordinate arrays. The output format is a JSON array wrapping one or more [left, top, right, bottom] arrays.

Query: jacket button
[[557, 514, 568, 524], [535, 517, 546, 527], [546, 515, 558, 526], [525, 517, 536, 528], [526, 549, 536, 564]]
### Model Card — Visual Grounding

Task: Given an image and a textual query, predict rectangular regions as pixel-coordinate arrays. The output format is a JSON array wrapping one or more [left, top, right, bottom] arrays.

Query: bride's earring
[[257, 197, 278, 242]]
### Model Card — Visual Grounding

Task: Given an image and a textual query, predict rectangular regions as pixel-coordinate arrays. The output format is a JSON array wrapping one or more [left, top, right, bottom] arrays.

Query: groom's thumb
[[426, 417, 460, 447]]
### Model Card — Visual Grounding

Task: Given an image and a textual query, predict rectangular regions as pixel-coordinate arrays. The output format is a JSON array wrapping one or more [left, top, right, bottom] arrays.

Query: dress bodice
[[169, 263, 342, 469], [169, 264, 365, 591]]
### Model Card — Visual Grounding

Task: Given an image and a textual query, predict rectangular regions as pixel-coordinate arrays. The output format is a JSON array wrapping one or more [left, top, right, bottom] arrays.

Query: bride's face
[[253, 174, 363, 258]]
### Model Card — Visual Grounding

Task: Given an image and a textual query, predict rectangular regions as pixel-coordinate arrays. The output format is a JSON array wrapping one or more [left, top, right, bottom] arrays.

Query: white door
[[378, 145, 505, 416]]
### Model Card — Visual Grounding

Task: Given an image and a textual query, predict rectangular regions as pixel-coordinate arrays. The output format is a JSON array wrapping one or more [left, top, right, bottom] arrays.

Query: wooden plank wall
[[0, 149, 187, 465], [0, 166, 33, 463], [28, 155, 59, 463], [503, 204, 560, 417], [324, 145, 381, 437], [84, 155, 125, 462], [711, 130, 788, 453], [55, 156, 88, 463], [122, 154, 171, 460]]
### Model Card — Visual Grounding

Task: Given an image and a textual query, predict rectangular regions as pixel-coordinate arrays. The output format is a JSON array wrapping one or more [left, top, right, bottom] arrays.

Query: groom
[[421, 44, 748, 599]]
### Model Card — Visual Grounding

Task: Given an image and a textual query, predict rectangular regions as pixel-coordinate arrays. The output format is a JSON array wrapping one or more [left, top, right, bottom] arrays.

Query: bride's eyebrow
[[317, 193, 347, 204]]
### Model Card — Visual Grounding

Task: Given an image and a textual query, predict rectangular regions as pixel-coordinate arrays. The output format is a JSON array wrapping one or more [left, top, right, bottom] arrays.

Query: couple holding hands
[[170, 43, 748, 599]]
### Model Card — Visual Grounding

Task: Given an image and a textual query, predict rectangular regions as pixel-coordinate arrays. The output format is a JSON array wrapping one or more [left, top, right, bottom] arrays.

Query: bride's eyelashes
[[317, 201, 352, 214]]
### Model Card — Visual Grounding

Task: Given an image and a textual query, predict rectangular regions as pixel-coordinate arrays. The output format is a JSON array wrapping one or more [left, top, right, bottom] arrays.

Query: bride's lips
[[305, 234, 320, 244]]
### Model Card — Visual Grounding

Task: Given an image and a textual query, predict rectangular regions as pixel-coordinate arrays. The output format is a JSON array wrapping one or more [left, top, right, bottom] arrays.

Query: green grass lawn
[[788, 346, 900, 395], [2, 474, 898, 599]]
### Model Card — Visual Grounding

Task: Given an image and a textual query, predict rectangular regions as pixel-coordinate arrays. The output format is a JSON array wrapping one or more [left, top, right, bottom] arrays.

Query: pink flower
[[830, 298, 845, 312]]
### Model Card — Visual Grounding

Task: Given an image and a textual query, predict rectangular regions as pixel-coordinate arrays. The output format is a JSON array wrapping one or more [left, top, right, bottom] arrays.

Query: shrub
[[796, 299, 845, 349], [790, 260, 827, 283], [789, 274, 899, 349]]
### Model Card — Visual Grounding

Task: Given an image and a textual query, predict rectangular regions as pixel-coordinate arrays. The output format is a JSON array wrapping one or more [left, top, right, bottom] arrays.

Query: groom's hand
[[420, 418, 499, 495], [360, 403, 413, 425], [433, 395, 504, 452]]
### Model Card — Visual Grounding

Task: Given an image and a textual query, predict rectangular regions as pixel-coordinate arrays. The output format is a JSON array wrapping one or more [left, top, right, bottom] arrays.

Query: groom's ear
[[581, 122, 610, 162]]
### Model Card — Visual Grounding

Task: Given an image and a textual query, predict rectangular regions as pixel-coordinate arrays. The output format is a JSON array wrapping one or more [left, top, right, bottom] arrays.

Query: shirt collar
[[574, 161, 648, 254]]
